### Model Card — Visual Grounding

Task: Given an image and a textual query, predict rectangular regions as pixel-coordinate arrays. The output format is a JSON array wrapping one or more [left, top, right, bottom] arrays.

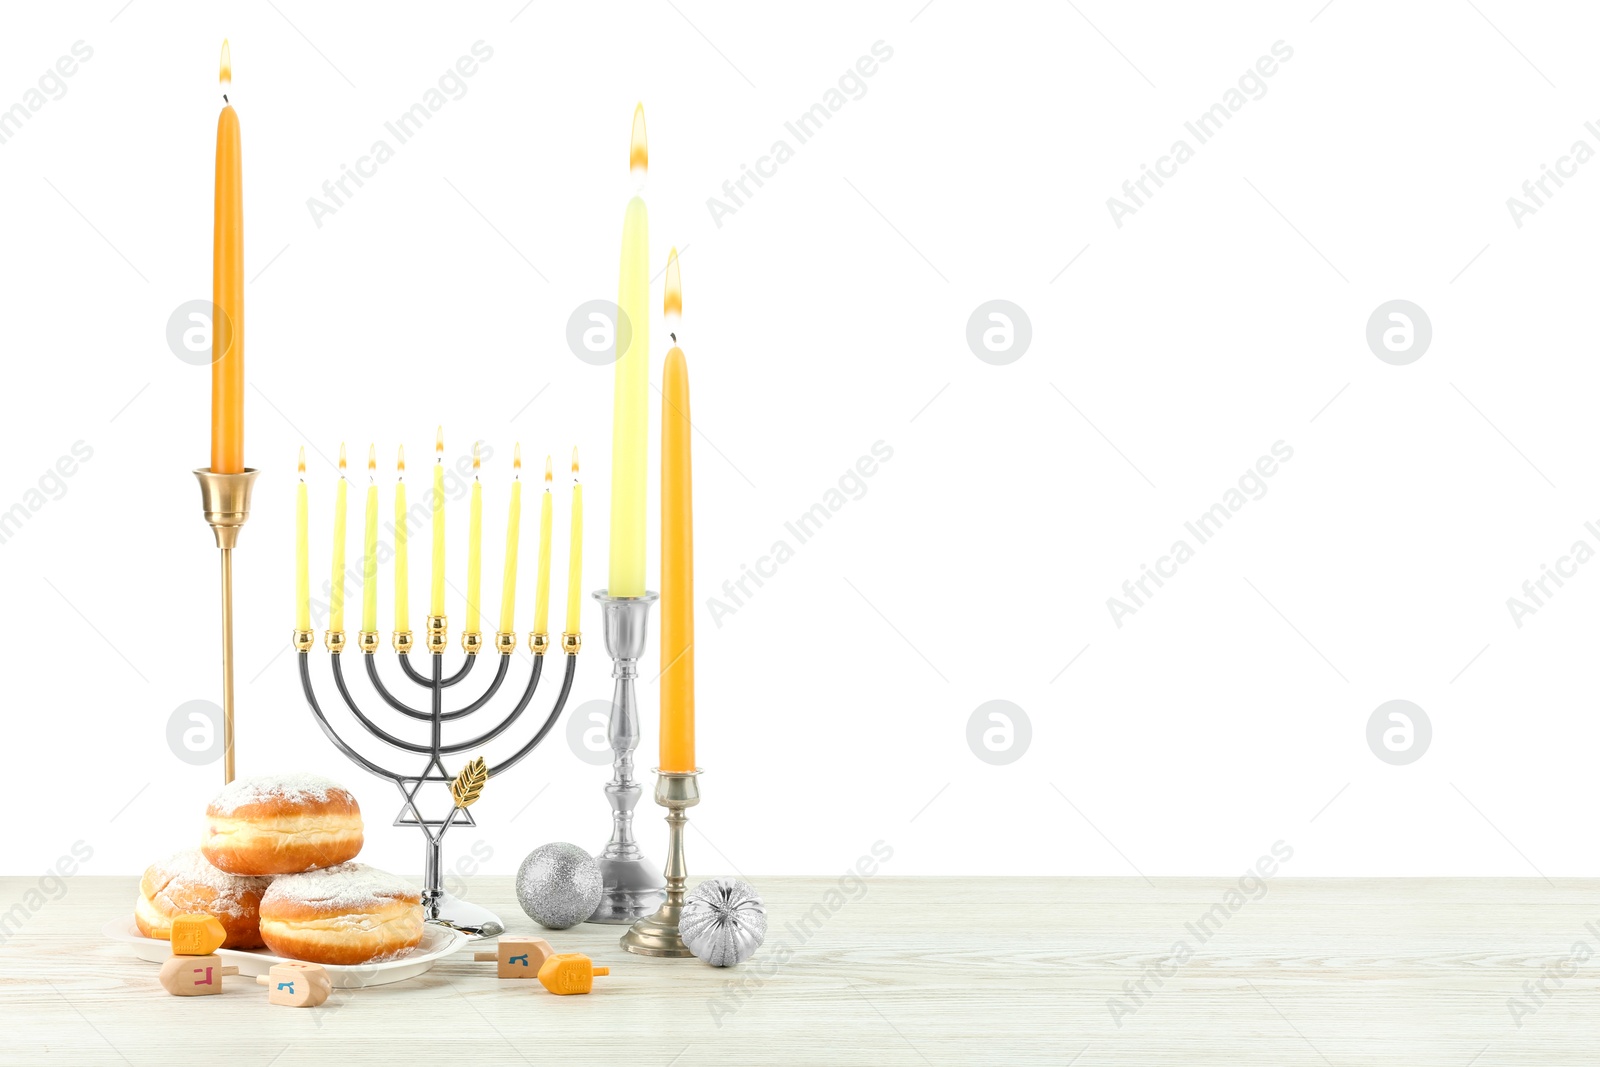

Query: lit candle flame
[[435, 426, 444, 460], [664, 246, 682, 325], [298, 446, 305, 477], [544, 455, 553, 486], [629, 103, 648, 186], [338, 442, 347, 475], [571, 446, 580, 478], [368, 443, 377, 477], [397, 444, 406, 476], [219, 39, 232, 86], [514, 443, 522, 477], [472, 440, 481, 475]]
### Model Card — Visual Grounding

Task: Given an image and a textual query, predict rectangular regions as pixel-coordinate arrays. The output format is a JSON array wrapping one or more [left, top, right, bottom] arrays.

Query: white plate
[[102, 916, 470, 988]]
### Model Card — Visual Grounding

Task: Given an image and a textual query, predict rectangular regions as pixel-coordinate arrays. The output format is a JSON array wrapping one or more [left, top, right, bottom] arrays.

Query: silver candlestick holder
[[588, 590, 667, 924], [621, 769, 701, 956]]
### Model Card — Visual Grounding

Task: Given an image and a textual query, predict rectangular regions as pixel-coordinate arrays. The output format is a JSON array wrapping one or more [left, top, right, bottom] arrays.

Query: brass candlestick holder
[[193, 467, 260, 785], [621, 768, 701, 957]]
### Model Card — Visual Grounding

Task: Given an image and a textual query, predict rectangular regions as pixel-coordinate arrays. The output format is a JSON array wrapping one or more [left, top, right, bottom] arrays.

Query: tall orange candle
[[660, 248, 694, 772], [211, 40, 244, 474]]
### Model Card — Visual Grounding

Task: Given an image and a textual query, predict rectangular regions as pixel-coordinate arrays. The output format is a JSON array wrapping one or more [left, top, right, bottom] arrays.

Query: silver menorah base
[[588, 591, 667, 924]]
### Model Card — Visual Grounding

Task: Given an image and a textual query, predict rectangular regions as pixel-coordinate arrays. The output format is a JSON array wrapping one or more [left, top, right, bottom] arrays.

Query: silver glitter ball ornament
[[516, 842, 603, 930], [680, 877, 767, 966]]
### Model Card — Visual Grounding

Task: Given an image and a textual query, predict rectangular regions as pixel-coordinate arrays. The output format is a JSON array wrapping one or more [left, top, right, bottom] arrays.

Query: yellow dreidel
[[169, 914, 228, 956], [255, 962, 332, 1007], [159, 954, 238, 996], [537, 953, 609, 995], [473, 936, 555, 978]]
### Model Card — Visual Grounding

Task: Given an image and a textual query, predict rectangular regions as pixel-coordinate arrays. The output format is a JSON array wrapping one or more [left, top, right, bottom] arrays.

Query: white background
[[3, 0, 1597, 881]]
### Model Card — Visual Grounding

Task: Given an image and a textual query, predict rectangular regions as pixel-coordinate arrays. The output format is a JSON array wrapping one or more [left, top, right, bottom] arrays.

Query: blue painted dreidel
[[159, 954, 238, 996], [255, 962, 331, 1007], [473, 936, 555, 978]]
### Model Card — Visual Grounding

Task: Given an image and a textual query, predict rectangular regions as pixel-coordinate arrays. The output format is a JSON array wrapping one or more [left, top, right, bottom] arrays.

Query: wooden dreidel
[[159, 954, 238, 996], [473, 936, 555, 979], [169, 914, 227, 956], [255, 962, 331, 1007], [537, 953, 609, 996]]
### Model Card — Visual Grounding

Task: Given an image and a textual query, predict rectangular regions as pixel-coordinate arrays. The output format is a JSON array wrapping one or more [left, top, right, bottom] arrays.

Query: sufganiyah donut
[[258, 863, 424, 965], [201, 773, 363, 876], [135, 849, 270, 949]]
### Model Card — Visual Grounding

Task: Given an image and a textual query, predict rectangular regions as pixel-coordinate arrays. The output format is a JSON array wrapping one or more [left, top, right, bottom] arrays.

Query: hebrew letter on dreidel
[[472, 936, 555, 978], [537, 953, 609, 995], [254, 963, 331, 1007], [255, 962, 331, 1007], [169, 914, 227, 956], [159, 954, 239, 996]]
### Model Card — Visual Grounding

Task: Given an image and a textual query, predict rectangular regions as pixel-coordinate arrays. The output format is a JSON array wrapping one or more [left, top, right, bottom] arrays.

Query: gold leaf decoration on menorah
[[450, 757, 488, 809]]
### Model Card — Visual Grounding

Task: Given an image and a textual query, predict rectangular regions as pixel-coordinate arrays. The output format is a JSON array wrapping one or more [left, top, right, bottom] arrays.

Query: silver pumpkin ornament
[[679, 877, 767, 966], [516, 842, 603, 930]]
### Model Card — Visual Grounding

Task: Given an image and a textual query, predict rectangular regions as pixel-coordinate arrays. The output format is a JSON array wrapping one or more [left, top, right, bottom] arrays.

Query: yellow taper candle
[[431, 427, 445, 618], [660, 248, 695, 772], [465, 442, 483, 635], [499, 445, 522, 635], [394, 447, 409, 633], [566, 448, 583, 636], [330, 444, 348, 633], [534, 456, 554, 637], [608, 104, 649, 597], [362, 445, 379, 634], [295, 448, 309, 632]]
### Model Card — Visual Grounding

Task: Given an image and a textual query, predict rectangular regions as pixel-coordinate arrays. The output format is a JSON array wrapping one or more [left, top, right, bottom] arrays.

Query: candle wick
[[222, 93, 229, 104], [670, 332, 677, 343]]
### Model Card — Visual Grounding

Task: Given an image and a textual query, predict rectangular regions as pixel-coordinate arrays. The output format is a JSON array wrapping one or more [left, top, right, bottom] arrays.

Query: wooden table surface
[[1, 875, 1594, 1064]]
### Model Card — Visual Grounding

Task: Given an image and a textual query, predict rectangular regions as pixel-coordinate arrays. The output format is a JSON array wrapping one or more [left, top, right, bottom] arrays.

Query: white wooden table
[[1, 876, 1592, 1064]]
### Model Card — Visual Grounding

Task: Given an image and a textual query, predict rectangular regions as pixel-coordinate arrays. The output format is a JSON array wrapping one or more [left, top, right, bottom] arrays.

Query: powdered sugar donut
[[258, 863, 424, 965], [135, 849, 270, 949], [202, 773, 364, 876]]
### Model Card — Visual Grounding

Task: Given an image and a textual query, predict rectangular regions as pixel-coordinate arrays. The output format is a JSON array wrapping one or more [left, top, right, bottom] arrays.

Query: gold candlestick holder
[[621, 769, 702, 957], [192, 467, 261, 785]]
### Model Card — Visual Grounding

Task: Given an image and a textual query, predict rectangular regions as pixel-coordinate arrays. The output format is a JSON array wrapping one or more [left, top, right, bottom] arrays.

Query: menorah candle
[[362, 445, 379, 634], [534, 456, 553, 636], [431, 428, 445, 618], [498, 446, 522, 635], [211, 40, 244, 475], [660, 248, 694, 773], [394, 447, 409, 633], [566, 448, 583, 636], [608, 104, 649, 598], [295, 448, 309, 632], [330, 445, 348, 633], [465, 443, 483, 635]]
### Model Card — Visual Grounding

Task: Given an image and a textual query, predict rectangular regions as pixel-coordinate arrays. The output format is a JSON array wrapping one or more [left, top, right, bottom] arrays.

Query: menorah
[[295, 618, 579, 937]]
